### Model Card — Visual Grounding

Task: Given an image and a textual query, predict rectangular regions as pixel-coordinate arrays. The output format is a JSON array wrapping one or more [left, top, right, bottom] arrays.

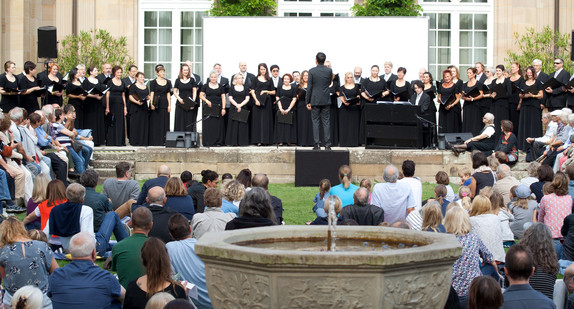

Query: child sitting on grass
[[359, 178, 372, 203], [312, 179, 331, 218]]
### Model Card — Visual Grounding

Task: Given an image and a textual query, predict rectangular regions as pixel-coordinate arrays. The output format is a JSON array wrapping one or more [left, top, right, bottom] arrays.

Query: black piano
[[364, 102, 422, 149]]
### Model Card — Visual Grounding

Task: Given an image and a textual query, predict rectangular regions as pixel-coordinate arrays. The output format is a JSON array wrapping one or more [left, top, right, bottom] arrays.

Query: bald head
[[239, 61, 247, 73], [157, 165, 171, 177], [252, 174, 269, 190], [497, 164, 512, 179], [383, 165, 399, 183], [353, 187, 369, 206], [147, 186, 166, 205]]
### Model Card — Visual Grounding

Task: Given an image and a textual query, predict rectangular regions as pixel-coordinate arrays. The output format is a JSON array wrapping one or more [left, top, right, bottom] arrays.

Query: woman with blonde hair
[[469, 195, 506, 273], [164, 177, 195, 220], [444, 206, 497, 303], [25, 173, 50, 230], [421, 202, 445, 233], [22, 179, 66, 232], [144, 292, 176, 309], [338, 72, 361, 147], [11, 286, 43, 309], [310, 195, 342, 225], [329, 165, 358, 207], [221, 180, 245, 215], [490, 192, 515, 247], [0, 218, 58, 308], [456, 186, 472, 211]]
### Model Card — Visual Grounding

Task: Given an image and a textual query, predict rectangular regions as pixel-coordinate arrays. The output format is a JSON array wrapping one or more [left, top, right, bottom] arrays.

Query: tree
[[210, 0, 276, 16], [505, 26, 572, 74], [352, 0, 422, 17], [58, 29, 134, 75]]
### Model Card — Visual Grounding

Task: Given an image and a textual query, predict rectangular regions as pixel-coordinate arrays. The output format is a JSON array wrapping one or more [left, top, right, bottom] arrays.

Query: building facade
[[0, 0, 573, 80]]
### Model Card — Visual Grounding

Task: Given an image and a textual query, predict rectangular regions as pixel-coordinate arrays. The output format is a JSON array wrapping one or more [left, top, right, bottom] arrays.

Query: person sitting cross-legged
[[340, 188, 385, 226]]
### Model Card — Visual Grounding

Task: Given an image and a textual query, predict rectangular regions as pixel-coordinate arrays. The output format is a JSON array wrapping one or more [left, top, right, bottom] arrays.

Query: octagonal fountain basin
[[195, 226, 462, 309]]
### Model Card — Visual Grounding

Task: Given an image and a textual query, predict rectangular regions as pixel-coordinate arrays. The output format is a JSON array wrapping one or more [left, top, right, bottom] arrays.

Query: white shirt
[[43, 205, 94, 252], [482, 126, 495, 138], [272, 76, 280, 88], [354, 77, 362, 84], [371, 182, 416, 223], [535, 121, 557, 143], [555, 68, 563, 78], [476, 73, 483, 81], [398, 177, 422, 210], [415, 93, 422, 105], [383, 73, 392, 81]]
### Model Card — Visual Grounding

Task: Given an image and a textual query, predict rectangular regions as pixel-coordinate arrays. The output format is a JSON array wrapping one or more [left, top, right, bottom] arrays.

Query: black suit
[[547, 69, 570, 110], [306, 64, 333, 147], [411, 92, 436, 148], [381, 73, 397, 101], [477, 73, 487, 84], [536, 71, 549, 108]]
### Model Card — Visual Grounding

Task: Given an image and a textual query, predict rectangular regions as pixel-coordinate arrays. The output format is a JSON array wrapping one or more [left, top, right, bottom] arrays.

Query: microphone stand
[[184, 115, 210, 148], [415, 115, 441, 149]]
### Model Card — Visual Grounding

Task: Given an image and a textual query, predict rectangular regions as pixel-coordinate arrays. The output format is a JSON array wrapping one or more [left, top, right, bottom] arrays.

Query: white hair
[[145, 292, 175, 309], [532, 59, 542, 66], [383, 165, 399, 183], [568, 114, 574, 126], [496, 164, 512, 178], [76, 64, 86, 70], [69, 231, 95, 258], [484, 113, 495, 124], [41, 105, 54, 117], [9, 107, 23, 121], [66, 183, 85, 203], [11, 286, 43, 309]]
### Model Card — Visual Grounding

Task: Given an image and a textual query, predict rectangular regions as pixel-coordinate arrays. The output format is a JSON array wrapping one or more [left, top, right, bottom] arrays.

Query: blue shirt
[[35, 126, 52, 147], [166, 238, 212, 309], [221, 198, 239, 215], [48, 259, 122, 309], [329, 183, 359, 207], [502, 284, 556, 309]]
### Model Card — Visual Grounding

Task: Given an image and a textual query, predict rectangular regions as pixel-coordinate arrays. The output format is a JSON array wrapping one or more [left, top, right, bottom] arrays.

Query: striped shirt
[[529, 268, 557, 299], [51, 121, 71, 146]]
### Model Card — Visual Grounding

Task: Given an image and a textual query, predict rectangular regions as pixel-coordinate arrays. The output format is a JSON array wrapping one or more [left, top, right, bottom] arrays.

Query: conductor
[[306, 52, 333, 150]]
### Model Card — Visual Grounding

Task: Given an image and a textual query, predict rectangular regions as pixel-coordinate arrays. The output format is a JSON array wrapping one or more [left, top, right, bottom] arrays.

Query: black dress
[[338, 84, 361, 147], [0, 74, 19, 112], [148, 79, 172, 146], [250, 78, 275, 145], [462, 81, 484, 136], [225, 85, 250, 146], [491, 78, 512, 138], [105, 80, 126, 146], [480, 79, 494, 121], [389, 80, 412, 102], [517, 79, 543, 151], [328, 76, 340, 146], [18, 76, 40, 115], [128, 85, 150, 146], [123, 280, 187, 309], [360, 78, 387, 142], [438, 83, 461, 133], [296, 86, 313, 146], [509, 76, 524, 135], [174, 78, 197, 131], [201, 83, 225, 146], [41, 75, 63, 106], [65, 82, 85, 128], [274, 84, 297, 144], [82, 78, 105, 146]]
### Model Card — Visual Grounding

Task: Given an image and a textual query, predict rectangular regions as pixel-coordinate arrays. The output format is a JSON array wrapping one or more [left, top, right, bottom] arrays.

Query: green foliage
[[352, 0, 422, 17], [210, 0, 277, 16], [58, 29, 134, 75], [505, 26, 573, 74]]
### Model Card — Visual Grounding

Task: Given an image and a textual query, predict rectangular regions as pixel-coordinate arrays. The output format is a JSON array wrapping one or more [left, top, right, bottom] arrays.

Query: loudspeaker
[[38, 26, 58, 59], [295, 150, 349, 187], [443, 132, 473, 149], [165, 131, 198, 148]]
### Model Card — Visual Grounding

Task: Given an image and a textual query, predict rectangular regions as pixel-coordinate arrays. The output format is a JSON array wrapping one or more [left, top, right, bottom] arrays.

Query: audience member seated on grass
[[538, 172, 572, 259], [137, 165, 171, 206], [25, 173, 49, 230], [444, 206, 496, 304], [221, 180, 245, 215], [167, 213, 212, 309], [398, 160, 422, 210], [180, 171, 195, 189], [520, 223, 559, 299], [490, 192, 515, 247], [492, 164, 521, 206], [468, 195, 506, 270], [252, 173, 283, 224], [467, 276, 503, 309], [312, 179, 331, 219], [451, 113, 496, 157], [11, 285, 44, 309], [191, 188, 236, 240], [340, 188, 384, 226], [435, 171, 456, 202], [103, 161, 140, 214], [309, 195, 342, 225], [431, 184, 450, 217], [521, 162, 541, 188], [502, 244, 556, 309], [236, 168, 252, 192], [123, 237, 188, 309], [133, 186, 176, 244], [23, 179, 67, 248], [48, 231, 125, 309], [225, 187, 277, 230], [44, 183, 129, 255], [145, 292, 175, 309], [371, 164, 416, 224], [469, 152, 496, 198], [80, 169, 113, 232], [187, 169, 219, 214], [531, 164, 554, 203], [563, 263, 574, 308], [421, 202, 445, 233], [329, 165, 358, 207], [164, 177, 195, 220], [112, 207, 153, 289], [508, 185, 537, 239], [568, 165, 574, 205], [0, 217, 58, 308]]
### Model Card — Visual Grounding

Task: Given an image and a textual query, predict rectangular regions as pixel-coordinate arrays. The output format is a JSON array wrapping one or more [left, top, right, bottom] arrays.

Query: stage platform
[[92, 146, 529, 184]]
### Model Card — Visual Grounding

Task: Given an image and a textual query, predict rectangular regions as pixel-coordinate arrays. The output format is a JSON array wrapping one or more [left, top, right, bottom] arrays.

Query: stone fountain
[[195, 226, 462, 308]]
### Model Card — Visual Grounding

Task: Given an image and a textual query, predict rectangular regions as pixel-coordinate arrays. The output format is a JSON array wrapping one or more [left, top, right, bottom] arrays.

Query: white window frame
[[278, 0, 352, 17]]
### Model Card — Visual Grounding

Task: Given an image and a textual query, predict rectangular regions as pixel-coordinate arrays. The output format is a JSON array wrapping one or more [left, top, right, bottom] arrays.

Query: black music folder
[[182, 96, 196, 109], [365, 88, 383, 99], [438, 94, 455, 106], [465, 86, 481, 98], [232, 109, 250, 123], [203, 103, 220, 118], [277, 111, 293, 125], [490, 82, 507, 98], [342, 91, 360, 104], [48, 81, 64, 93], [543, 77, 563, 89]]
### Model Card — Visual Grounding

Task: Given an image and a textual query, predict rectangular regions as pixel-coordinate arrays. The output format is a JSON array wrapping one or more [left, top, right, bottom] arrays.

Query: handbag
[[71, 140, 83, 153]]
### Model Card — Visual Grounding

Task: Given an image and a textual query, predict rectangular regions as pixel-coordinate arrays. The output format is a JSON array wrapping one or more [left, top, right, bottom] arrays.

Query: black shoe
[[451, 147, 460, 156], [325, 146, 332, 151], [6, 203, 26, 213], [313, 145, 320, 150]]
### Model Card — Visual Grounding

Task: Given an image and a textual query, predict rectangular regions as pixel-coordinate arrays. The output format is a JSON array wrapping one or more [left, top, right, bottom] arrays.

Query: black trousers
[[46, 153, 69, 186], [311, 105, 330, 147]]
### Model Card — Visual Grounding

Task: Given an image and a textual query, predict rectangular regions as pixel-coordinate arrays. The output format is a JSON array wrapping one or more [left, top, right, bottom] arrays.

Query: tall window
[[143, 11, 172, 77], [425, 12, 451, 78], [459, 13, 487, 70], [180, 11, 205, 76], [278, 0, 353, 16]]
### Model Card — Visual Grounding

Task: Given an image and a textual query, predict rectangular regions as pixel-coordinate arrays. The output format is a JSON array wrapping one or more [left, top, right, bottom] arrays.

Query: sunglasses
[[555, 62, 562, 65]]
